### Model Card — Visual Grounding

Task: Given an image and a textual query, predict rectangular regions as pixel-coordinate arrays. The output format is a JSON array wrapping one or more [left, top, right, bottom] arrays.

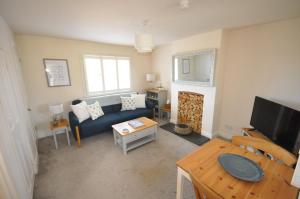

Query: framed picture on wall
[[43, 59, 71, 87], [182, 59, 190, 74]]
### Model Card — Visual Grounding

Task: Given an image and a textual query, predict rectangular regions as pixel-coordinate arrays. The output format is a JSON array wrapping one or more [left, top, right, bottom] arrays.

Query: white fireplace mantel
[[170, 82, 216, 139]]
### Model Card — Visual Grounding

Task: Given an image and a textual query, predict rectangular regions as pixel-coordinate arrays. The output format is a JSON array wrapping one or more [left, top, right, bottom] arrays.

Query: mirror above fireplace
[[172, 48, 216, 86]]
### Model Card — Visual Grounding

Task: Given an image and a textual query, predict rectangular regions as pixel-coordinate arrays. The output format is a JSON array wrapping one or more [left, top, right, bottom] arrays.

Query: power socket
[[225, 124, 233, 131]]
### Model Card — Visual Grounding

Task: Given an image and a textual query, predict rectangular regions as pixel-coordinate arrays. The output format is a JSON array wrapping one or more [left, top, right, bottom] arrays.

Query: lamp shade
[[135, 33, 154, 53], [49, 104, 64, 115], [146, 73, 155, 82]]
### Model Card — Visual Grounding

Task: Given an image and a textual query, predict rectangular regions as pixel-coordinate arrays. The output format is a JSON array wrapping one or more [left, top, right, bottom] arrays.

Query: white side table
[[49, 119, 71, 149]]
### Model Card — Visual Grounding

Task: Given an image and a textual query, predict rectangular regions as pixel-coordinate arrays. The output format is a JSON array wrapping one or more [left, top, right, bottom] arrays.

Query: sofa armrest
[[69, 111, 79, 135]]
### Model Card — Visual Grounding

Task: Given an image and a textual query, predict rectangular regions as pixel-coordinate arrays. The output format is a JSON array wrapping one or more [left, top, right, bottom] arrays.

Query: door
[[0, 17, 38, 199]]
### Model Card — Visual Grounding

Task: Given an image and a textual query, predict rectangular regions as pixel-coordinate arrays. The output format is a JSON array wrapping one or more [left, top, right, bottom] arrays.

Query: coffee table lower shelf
[[113, 126, 157, 155], [126, 135, 155, 151]]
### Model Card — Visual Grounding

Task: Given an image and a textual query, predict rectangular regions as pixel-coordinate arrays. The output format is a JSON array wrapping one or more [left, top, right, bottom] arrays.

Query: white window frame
[[83, 54, 132, 96]]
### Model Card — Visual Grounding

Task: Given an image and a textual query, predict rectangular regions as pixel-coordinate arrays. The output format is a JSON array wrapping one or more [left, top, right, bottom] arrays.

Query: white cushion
[[86, 101, 104, 120], [131, 94, 146, 108], [70, 101, 90, 123], [121, 97, 136, 111]]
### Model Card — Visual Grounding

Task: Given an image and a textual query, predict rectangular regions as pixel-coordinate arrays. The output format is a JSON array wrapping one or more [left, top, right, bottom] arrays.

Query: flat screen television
[[250, 96, 300, 155]]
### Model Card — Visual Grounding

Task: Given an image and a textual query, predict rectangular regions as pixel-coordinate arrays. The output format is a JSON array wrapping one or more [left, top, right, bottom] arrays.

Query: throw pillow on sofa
[[70, 101, 90, 123], [86, 101, 104, 120], [121, 97, 136, 111], [131, 94, 146, 108]]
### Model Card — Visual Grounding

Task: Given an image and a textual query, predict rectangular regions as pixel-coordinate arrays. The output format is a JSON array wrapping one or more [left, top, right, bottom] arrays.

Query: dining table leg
[[176, 167, 192, 199]]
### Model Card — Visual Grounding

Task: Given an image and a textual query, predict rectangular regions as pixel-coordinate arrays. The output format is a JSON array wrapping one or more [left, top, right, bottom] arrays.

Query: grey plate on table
[[218, 153, 264, 182]]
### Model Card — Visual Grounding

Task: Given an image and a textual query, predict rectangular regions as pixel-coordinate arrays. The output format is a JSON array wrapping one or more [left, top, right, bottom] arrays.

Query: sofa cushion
[[70, 101, 90, 123], [112, 103, 122, 112], [102, 104, 122, 114], [118, 108, 153, 121], [86, 101, 104, 120], [102, 105, 114, 114], [131, 94, 146, 108], [121, 96, 136, 111], [79, 113, 122, 138]]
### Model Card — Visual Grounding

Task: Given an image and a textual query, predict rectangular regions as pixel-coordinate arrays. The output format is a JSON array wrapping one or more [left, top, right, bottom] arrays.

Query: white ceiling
[[0, 0, 300, 46]]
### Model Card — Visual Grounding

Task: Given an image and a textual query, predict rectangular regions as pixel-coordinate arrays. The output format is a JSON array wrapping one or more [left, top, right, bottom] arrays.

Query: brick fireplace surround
[[177, 91, 204, 134]]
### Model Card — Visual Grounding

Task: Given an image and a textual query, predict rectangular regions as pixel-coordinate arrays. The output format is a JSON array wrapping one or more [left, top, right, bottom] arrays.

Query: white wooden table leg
[[176, 167, 184, 199], [113, 129, 117, 145], [154, 125, 157, 140], [53, 130, 58, 149], [176, 167, 191, 199], [123, 146, 127, 155], [122, 139, 127, 155], [65, 127, 71, 146]]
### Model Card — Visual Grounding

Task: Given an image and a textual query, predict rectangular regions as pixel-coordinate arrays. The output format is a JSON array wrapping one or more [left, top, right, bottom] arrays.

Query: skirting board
[[202, 131, 212, 139], [29, 151, 39, 199]]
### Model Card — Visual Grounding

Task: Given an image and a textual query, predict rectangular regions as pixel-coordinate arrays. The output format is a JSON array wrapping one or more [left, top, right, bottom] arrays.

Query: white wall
[[152, 30, 223, 138], [217, 17, 300, 139], [16, 34, 152, 138], [172, 30, 223, 53], [152, 44, 173, 99]]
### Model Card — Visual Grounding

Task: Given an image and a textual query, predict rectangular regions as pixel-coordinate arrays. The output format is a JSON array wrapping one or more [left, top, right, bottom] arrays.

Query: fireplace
[[177, 91, 204, 134]]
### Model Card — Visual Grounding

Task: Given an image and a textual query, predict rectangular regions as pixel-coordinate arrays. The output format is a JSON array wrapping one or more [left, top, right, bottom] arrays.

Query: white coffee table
[[112, 117, 158, 155]]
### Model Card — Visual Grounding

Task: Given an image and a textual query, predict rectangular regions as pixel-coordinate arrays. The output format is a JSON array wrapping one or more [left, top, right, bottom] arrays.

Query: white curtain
[[0, 17, 38, 199]]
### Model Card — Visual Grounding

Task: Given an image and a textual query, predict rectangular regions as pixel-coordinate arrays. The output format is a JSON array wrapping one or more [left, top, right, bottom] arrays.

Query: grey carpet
[[160, 123, 210, 146], [34, 127, 198, 199]]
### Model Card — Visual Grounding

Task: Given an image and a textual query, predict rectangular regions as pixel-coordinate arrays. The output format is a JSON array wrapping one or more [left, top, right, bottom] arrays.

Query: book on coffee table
[[128, 120, 144, 128]]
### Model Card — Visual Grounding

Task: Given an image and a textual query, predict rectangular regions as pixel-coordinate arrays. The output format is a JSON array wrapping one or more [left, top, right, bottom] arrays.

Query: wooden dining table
[[176, 138, 298, 199]]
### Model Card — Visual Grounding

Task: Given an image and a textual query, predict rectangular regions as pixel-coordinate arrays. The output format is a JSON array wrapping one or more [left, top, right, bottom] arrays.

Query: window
[[84, 55, 131, 95]]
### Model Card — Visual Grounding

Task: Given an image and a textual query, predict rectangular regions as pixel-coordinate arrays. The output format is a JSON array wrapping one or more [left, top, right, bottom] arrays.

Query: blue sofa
[[69, 100, 154, 140]]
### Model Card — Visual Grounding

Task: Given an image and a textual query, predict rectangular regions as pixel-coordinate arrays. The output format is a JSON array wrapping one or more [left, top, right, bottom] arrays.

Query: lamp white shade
[[146, 73, 155, 82], [49, 104, 64, 115], [135, 33, 154, 53]]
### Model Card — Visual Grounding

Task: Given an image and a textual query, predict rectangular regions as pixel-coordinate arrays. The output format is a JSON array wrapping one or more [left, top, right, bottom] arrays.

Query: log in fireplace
[[177, 91, 204, 134]]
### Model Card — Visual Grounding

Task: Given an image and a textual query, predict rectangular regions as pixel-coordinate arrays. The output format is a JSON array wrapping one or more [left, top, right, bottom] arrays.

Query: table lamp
[[49, 104, 64, 125]]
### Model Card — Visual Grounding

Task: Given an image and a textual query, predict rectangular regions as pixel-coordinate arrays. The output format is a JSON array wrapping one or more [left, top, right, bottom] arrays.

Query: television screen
[[250, 97, 300, 154]]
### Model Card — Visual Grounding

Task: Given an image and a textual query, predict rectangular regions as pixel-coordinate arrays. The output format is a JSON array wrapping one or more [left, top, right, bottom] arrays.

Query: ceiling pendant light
[[180, 0, 189, 9], [135, 20, 154, 53]]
